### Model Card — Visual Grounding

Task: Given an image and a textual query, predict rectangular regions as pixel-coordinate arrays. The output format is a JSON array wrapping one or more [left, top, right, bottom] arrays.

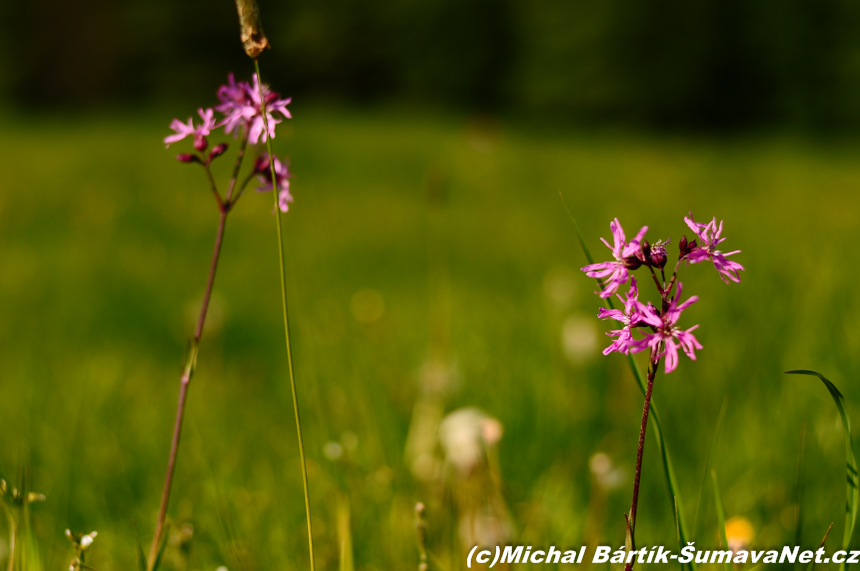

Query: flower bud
[[649, 239, 668, 269], [641, 240, 651, 260], [176, 154, 201, 164], [194, 135, 208, 152], [253, 154, 271, 174], [623, 256, 643, 270], [679, 235, 698, 259], [209, 143, 228, 160]]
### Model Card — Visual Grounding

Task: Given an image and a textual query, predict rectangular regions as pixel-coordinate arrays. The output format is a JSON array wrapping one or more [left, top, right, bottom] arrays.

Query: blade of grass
[[151, 523, 170, 571], [561, 193, 695, 571], [785, 370, 857, 571], [255, 58, 316, 571], [132, 521, 147, 571], [693, 397, 728, 541], [711, 470, 732, 571], [795, 424, 807, 550], [806, 523, 833, 571]]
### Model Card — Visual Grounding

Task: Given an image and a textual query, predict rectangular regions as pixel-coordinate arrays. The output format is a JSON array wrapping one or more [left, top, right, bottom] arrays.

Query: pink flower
[[254, 153, 294, 213], [631, 283, 702, 374], [582, 218, 648, 299], [216, 73, 291, 145], [684, 215, 744, 283], [597, 278, 642, 355], [164, 108, 217, 150]]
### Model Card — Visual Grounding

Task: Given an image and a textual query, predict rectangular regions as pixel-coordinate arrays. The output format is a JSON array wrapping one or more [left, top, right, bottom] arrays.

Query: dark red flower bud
[[194, 135, 208, 152], [253, 154, 270, 174], [650, 239, 668, 269], [679, 235, 698, 259], [209, 143, 228, 160], [641, 240, 652, 260], [623, 256, 643, 270], [176, 154, 201, 164]]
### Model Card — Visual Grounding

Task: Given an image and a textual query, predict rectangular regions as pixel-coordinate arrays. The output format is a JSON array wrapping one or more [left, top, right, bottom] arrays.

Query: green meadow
[[2, 106, 860, 570]]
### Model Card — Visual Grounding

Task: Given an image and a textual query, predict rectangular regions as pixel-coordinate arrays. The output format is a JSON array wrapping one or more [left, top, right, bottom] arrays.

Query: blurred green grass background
[[2, 106, 860, 570]]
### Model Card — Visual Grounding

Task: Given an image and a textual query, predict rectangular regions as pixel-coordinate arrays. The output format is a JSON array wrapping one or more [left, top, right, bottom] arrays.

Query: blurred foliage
[[5, 0, 860, 129], [2, 107, 860, 570]]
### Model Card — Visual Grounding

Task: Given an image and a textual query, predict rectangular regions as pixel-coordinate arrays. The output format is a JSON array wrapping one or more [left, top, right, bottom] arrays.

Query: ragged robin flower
[[216, 73, 291, 144], [631, 283, 702, 373], [582, 218, 649, 299], [164, 108, 218, 151], [597, 277, 642, 355], [683, 214, 745, 283]]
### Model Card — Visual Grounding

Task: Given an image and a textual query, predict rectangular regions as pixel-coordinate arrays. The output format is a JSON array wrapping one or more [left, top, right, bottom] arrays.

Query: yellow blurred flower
[[725, 516, 754, 552]]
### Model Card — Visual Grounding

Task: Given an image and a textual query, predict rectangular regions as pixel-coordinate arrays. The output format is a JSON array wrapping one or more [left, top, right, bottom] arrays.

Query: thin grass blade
[[785, 370, 857, 566], [795, 424, 807, 550], [132, 521, 147, 571], [694, 397, 728, 541], [805, 523, 834, 571], [711, 470, 732, 571], [151, 523, 170, 571]]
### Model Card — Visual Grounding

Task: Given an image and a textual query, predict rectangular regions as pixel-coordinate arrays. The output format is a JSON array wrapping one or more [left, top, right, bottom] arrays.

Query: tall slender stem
[[148, 207, 229, 569], [6, 513, 15, 571], [625, 346, 660, 571], [254, 58, 316, 571]]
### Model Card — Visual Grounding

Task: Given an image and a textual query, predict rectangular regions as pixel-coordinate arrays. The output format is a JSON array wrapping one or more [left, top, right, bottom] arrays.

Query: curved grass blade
[[132, 521, 147, 571], [806, 523, 834, 571], [795, 424, 807, 550], [711, 470, 732, 571], [785, 370, 857, 570], [561, 193, 695, 571], [694, 397, 728, 541]]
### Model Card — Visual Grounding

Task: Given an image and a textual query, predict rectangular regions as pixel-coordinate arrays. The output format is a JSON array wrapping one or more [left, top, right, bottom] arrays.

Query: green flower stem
[[254, 58, 316, 571], [6, 511, 15, 571], [148, 140, 254, 569], [149, 205, 228, 569]]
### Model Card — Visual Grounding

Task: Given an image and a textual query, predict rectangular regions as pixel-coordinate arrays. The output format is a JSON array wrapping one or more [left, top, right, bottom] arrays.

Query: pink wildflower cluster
[[164, 73, 294, 212], [165, 73, 291, 150], [583, 215, 743, 373]]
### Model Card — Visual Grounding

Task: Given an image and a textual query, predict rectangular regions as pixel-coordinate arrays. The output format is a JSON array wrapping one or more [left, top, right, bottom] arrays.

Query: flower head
[[581, 218, 648, 299], [684, 214, 744, 283], [597, 278, 641, 355], [164, 108, 217, 150], [254, 153, 293, 212], [216, 73, 292, 144], [631, 282, 702, 373]]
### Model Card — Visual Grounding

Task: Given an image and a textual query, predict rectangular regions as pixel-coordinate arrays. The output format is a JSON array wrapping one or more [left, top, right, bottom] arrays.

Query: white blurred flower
[[589, 452, 624, 491], [439, 407, 503, 475], [80, 532, 96, 548], [562, 314, 598, 364], [323, 441, 344, 461]]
